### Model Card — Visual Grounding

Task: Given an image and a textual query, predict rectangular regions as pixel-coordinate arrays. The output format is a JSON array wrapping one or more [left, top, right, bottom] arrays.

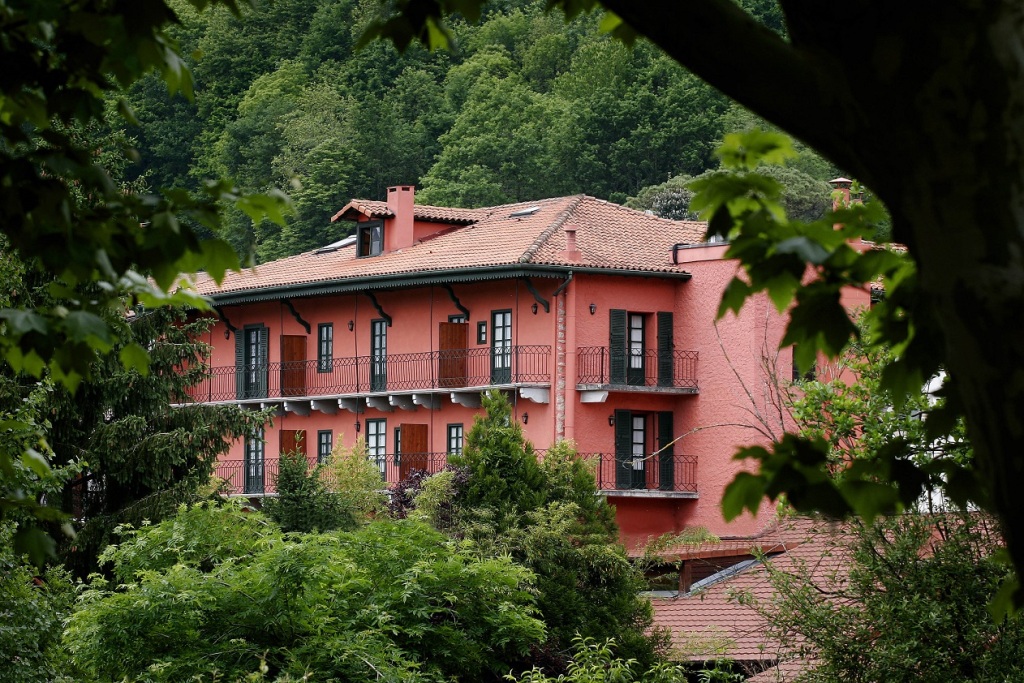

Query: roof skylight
[[509, 206, 540, 217]]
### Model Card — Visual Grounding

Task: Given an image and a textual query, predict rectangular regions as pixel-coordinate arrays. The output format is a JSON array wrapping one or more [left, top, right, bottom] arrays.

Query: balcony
[[586, 452, 698, 497], [576, 347, 698, 395], [213, 452, 452, 495], [185, 345, 551, 405], [213, 451, 696, 498]]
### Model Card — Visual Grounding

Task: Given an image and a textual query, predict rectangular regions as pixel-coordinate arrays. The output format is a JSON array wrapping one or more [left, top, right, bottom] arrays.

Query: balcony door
[[397, 423, 428, 480], [237, 325, 268, 399], [370, 319, 387, 392], [280, 335, 306, 397], [614, 410, 674, 490], [438, 321, 469, 388], [490, 310, 512, 384], [244, 428, 265, 494]]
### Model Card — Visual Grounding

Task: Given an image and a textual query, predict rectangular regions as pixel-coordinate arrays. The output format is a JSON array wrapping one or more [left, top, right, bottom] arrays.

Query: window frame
[[366, 418, 387, 477], [356, 220, 384, 258], [317, 322, 333, 373], [447, 423, 464, 457], [317, 429, 333, 464]]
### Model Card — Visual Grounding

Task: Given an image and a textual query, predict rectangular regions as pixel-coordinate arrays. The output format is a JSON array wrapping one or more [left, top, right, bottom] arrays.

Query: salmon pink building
[[187, 185, 840, 545]]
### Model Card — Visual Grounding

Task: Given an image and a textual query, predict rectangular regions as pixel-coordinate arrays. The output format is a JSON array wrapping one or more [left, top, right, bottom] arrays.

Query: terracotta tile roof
[[191, 195, 706, 300], [651, 516, 849, 678], [331, 199, 488, 224]]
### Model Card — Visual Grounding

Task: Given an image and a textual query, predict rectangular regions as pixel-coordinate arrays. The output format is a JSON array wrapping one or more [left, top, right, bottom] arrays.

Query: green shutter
[[609, 309, 627, 384], [235, 331, 244, 400], [257, 327, 269, 397], [657, 311, 674, 387], [615, 409, 632, 489], [657, 411, 674, 490]]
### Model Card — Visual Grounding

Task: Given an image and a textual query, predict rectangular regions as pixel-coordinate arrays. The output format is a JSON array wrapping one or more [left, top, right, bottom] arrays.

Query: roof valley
[[517, 195, 585, 264]]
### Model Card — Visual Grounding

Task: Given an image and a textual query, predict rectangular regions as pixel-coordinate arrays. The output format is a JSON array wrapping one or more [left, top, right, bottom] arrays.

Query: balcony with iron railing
[[576, 347, 698, 393], [185, 345, 551, 404], [214, 451, 696, 497]]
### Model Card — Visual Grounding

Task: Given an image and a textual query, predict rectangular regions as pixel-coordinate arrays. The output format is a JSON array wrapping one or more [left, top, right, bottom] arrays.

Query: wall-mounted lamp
[[608, 414, 615, 427], [224, 328, 231, 339], [589, 303, 597, 315], [348, 320, 354, 331], [531, 303, 538, 315], [354, 421, 361, 433], [522, 412, 529, 424]]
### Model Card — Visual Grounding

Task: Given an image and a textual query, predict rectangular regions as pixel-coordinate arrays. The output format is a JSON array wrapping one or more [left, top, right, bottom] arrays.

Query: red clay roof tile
[[192, 195, 707, 299]]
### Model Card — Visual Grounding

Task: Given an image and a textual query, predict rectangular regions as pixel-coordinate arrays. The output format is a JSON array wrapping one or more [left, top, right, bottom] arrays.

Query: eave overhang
[[207, 265, 692, 307]]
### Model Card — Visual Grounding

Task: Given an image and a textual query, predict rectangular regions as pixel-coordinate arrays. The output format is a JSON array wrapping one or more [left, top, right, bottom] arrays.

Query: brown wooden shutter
[[398, 423, 429, 479], [279, 429, 307, 457], [438, 322, 469, 388], [280, 335, 307, 397]]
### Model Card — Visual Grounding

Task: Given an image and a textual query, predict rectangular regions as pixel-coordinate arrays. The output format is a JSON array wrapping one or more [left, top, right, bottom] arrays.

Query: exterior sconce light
[[348, 320, 354, 331], [531, 303, 538, 314], [590, 303, 597, 315], [522, 412, 529, 424], [608, 414, 615, 427], [224, 328, 231, 339], [354, 421, 361, 433]]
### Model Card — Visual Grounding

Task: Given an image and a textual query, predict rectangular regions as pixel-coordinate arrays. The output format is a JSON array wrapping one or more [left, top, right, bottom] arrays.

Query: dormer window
[[357, 220, 384, 257]]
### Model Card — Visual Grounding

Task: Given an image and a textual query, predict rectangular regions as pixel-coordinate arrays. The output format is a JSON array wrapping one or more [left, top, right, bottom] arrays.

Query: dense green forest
[[124, 0, 837, 263]]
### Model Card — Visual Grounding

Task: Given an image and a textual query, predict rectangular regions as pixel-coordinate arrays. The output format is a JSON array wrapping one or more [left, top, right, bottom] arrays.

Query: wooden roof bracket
[[281, 298, 311, 334], [522, 277, 550, 313], [552, 270, 573, 298], [214, 306, 238, 337], [363, 291, 393, 326], [441, 283, 470, 319]]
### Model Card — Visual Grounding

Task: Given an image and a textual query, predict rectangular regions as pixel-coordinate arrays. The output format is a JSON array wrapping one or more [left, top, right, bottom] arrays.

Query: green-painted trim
[[209, 265, 692, 306]]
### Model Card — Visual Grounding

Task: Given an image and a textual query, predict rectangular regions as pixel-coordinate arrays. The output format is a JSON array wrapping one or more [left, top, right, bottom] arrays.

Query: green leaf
[[120, 342, 151, 376], [722, 471, 767, 520]]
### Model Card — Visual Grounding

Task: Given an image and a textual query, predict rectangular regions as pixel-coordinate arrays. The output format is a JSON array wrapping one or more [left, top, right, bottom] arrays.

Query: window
[[371, 319, 387, 391], [449, 314, 467, 324], [366, 418, 386, 477], [609, 310, 646, 385], [490, 309, 512, 384], [244, 427, 265, 494], [357, 221, 384, 257], [317, 430, 333, 464], [236, 324, 268, 399], [477, 320, 487, 344], [447, 424, 464, 456], [317, 323, 333, 373]]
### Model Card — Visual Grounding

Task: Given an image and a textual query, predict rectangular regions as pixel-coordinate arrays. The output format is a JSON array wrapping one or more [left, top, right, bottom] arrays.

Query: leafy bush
[[67, 507, 545, 682], [324, 436, 387, 521], [264, 449, 354, 533]]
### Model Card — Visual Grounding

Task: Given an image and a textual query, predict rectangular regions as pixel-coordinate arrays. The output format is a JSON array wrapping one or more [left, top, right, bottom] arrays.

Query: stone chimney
[[385, 185, 416, 252], [560, 223, 582, 262]]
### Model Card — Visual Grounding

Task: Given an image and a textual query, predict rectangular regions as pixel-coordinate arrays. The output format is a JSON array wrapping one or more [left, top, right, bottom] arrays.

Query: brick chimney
[[560, 223, 582, 262], [829, 177, 853, 210], [385, 185, 416, 252]]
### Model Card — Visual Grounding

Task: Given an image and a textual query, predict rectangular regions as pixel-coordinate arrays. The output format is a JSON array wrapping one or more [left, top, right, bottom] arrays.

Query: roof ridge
[[517, 195, 586, 264]]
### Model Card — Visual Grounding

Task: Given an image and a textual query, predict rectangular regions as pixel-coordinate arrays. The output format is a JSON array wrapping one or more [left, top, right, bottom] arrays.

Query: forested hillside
[[125, 0, 835, 262]]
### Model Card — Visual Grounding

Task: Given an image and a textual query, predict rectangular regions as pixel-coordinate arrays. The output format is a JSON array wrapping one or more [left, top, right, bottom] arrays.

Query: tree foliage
[[263, 449, 356, 533], [67, 503, 545, 681], [445, 392, 661, 670], [749, 514, 1024, 683]]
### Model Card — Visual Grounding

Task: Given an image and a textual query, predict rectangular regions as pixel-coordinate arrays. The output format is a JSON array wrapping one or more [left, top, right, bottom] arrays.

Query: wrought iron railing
[[576, 347, 698, 390], [582, 452, 698, 493], [186, 345, 551, 403], [213, 452, 453, 494], [214, 450, 696, 496]]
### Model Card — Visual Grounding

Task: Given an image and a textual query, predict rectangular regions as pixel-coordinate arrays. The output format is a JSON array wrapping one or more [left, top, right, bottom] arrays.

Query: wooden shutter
[[279, 429, 307, 457], [657, 411, 674, 490], [614, 409, 632, 489], [438, 322, 469, 388], [280, 335, 307, 397], [657, 311, 674, 387], [235, 332, 245, 400], [398, 423, 428, 479], [609, 309, 627, 384]]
